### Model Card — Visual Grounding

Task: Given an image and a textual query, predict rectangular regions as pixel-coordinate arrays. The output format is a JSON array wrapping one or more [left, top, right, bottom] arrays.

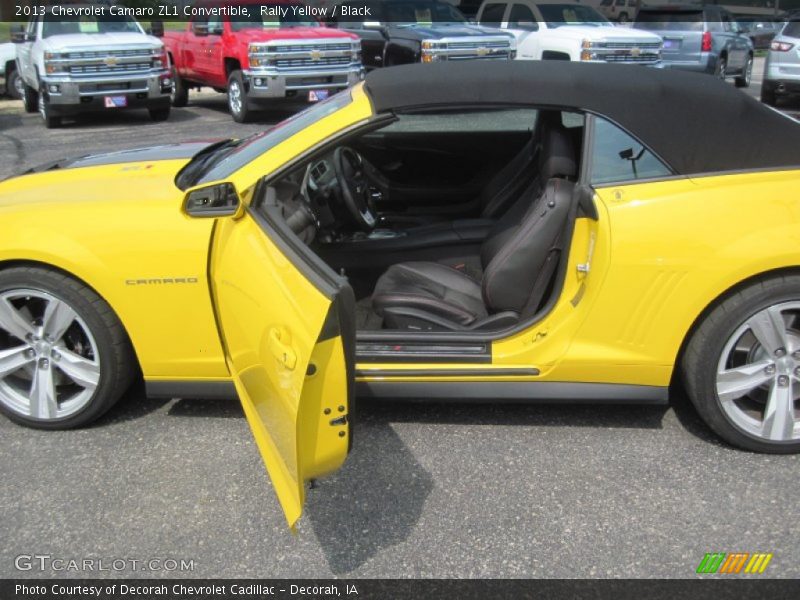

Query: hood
[[391, 23, 514, 40], [541, 25, 662, 43], [16, 141, 225, 176], [234, 26, 357, 43], [0, 157, 196, 214], [42, 32, 163, 52]]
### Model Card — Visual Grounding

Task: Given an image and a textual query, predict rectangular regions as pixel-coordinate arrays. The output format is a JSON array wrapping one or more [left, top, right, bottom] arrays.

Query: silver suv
[[635, 4, 754, 87], [761, 18, 800, 106]]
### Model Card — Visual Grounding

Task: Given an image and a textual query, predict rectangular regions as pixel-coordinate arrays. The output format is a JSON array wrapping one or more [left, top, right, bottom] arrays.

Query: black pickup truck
[[329, 0, 516, 68]]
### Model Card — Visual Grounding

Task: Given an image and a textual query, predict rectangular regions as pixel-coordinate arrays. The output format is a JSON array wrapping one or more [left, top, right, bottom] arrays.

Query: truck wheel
[[0, 266, 136, 430], [148, 106, 171, 122], [22, 81, 38, 113], [227, 70, 252, 123], [170, 67, 188, 107], [7, 68, 23, 100], [38, 92, 61, 129]]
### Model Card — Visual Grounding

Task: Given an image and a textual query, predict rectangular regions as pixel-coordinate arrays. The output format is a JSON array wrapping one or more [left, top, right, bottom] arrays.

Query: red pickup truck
[[159, 0, 364, 122]]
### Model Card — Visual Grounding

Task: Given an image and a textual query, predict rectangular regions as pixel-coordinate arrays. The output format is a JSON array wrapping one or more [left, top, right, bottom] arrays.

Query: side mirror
[[150, 21, 165, 38], [193, 22, 209, 37], [11, 24, 30, 44], [183, 182, 243, 218]]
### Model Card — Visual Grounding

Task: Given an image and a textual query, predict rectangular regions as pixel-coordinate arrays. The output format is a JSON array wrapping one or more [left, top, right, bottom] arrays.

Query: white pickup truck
[[475, 0, 662, 65], [1, 42, 23, 99], [11, 7, 173, 128]]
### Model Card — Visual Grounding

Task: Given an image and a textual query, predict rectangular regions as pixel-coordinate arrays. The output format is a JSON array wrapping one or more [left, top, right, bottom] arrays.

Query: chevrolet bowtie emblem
[[104, 56, 119, 66], [476, 47, 489, 56], [310, 49, 322, 60]]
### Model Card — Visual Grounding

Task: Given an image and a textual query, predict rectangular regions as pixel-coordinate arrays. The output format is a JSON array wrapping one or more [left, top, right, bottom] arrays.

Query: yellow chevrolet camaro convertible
[[1, 62, 799, 527]]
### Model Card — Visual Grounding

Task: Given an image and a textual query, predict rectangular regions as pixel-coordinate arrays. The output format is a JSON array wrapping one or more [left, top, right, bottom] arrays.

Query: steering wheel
[[332, 147, 377, 232]]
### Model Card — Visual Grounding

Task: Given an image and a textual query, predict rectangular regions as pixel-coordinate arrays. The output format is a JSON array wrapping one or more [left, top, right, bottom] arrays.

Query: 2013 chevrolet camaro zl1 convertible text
[[0, 62, 799, 529]]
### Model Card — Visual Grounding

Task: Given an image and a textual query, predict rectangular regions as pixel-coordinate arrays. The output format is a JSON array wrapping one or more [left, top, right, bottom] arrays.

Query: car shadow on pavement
[[667, 387, 730, 450], [366, 399, 669, 430], [303, 409, 434, 575], [90, 384, 172, 427]]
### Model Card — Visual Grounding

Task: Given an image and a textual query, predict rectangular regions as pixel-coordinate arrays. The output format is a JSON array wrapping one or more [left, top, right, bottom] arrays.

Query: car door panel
[[210, 208, 354, 530]]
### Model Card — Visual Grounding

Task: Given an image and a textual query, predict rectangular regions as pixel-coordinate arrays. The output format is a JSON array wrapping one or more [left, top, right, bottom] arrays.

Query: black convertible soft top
[[363, 62, 800, 176]]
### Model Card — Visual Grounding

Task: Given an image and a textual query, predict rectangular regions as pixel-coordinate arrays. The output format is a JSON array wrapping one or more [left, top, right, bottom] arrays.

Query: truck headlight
[[352, 41, 362, 62], [248, 45, 268, 68], [44, 51, 67, 74], [152, 49, 168, 69], [421, 40, 445, 63]]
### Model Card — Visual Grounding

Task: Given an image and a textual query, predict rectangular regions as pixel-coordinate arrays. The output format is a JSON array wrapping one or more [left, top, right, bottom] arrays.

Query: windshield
[[230, 4, 319, 30], [537, 4, 610, 28], [42, 15, 143, 37], [635, 10, 704, 31], [384, 1, 467, 24], [193, 91, 354, 185]]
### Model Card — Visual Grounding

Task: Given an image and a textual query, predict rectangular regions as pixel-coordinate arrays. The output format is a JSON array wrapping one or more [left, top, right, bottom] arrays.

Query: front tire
[[0, 267, 136, 430], [22, 81, 38, 113], [38, 91, 61, 129], [735, 55, 753, 88], [170, 67, 188, 107], [682, 275, 800, 453], [227, 70, 252, 123]]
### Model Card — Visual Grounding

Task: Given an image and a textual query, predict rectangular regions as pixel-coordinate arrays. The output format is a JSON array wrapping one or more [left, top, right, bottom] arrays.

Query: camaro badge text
[[125, 277, 199, 286]]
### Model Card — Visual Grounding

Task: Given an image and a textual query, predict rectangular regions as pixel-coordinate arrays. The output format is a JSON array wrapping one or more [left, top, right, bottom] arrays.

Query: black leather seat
[[372, 179, 576, 331], [386, 111, 574, 228]]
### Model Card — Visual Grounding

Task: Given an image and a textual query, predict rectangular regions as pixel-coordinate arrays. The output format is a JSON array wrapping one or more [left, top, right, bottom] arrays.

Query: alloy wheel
[[13, 73, 25, 99], [716, 302, 800, 442], [0, 289, 100, 420], [228, 80, 242, 116]]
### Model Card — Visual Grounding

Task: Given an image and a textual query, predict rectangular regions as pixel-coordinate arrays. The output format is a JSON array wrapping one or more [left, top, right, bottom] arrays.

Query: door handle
[[268, 327, 297, 370]]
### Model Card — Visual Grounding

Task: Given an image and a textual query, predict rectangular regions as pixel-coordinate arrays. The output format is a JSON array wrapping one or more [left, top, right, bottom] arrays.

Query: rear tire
[[227, 70, 252, 123], [170, 67, 188, 107], [735, 55, 753, 88], [0, 266, 136, 430], [682, 275, 800, 454], [7, 68, 23, 100], [715, 55, 728, 80]]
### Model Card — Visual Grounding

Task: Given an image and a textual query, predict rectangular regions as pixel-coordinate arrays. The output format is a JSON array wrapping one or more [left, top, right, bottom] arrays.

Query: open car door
[[206, 192, 354, 531]]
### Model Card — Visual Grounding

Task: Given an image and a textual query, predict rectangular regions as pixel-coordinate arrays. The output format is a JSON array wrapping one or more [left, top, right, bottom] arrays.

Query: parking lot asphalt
[[0, 60, 799, 579]]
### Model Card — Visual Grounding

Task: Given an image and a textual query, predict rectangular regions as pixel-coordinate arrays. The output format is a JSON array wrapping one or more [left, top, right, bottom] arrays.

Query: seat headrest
[[540, 124, 578, 181]]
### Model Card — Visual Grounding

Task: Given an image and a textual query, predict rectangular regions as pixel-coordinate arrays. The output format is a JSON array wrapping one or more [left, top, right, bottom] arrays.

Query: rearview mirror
[[193, 22, 209, 37], [183, 182, 242, 218], [150, 21, 165, 37]]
